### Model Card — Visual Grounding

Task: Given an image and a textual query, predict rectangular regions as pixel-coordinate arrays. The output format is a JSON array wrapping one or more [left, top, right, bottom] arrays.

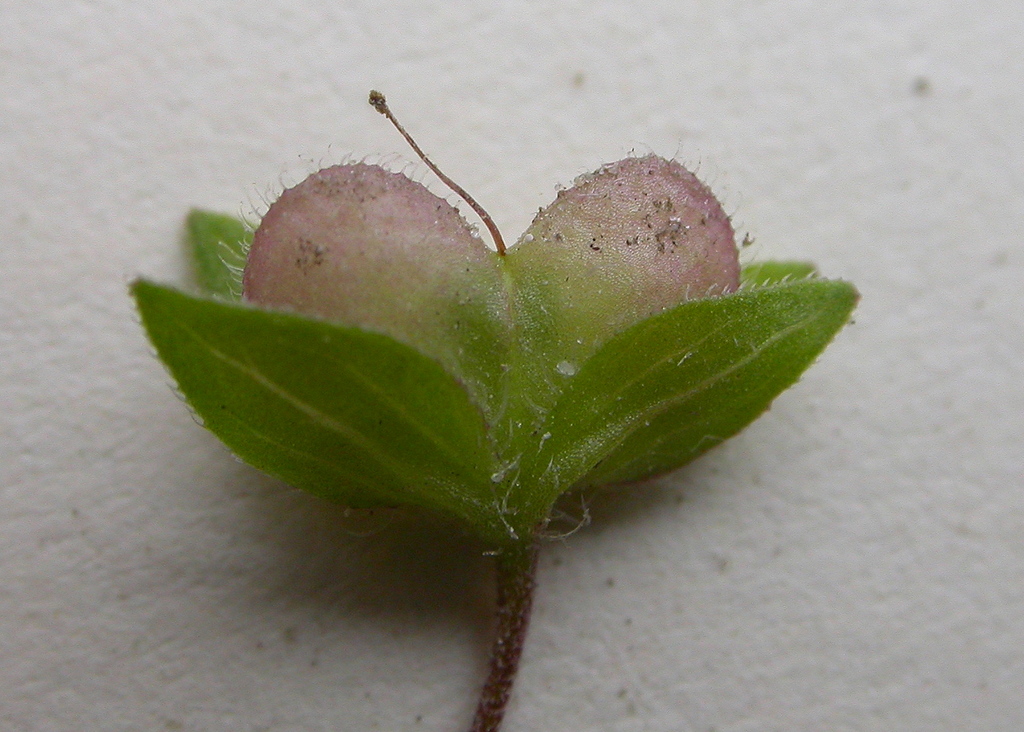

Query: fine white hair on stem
[[539, 494, 592, 542]]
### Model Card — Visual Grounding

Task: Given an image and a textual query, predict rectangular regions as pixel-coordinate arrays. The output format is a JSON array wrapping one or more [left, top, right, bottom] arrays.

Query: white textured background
[[3, 1, 1023, 731]]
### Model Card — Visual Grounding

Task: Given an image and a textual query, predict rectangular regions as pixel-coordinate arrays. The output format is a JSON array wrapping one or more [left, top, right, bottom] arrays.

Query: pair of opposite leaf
[[134, 111, 856, 551]]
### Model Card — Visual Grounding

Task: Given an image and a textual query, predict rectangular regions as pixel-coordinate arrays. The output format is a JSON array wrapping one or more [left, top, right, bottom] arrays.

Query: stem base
[[469, 541, 540, 732]]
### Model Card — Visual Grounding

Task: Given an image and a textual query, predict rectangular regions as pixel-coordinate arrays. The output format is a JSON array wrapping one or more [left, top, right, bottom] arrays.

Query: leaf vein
[[579, 309, 826, 483], [170, 316, 422, 487]]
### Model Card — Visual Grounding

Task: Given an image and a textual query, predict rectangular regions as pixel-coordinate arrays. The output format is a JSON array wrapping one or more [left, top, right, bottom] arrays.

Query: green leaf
[[132, 281, 517, 545], [186, 210, 252, 299], [138, 244, 857, 543], [514, 280, 858, 513], [740, 260, 818, 288]]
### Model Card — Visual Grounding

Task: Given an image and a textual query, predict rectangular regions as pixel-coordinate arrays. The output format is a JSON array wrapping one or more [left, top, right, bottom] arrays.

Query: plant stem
[[469, 539, 540, 732]]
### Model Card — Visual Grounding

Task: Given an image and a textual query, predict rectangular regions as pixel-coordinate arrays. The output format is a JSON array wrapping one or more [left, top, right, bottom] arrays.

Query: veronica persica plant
[[133, 92, 857, 731]]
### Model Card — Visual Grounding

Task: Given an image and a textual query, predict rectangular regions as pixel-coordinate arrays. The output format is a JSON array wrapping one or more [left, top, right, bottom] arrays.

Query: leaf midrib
[[558, 308, 826, 487], [169, 309, 478, 490]]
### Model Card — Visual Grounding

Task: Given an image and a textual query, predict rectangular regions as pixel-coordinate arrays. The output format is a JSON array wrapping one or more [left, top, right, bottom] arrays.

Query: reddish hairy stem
[[469, 541, 540, 732]]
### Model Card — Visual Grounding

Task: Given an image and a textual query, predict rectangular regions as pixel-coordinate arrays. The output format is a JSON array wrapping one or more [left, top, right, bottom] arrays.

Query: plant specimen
[[132, 92, 857, 731]]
